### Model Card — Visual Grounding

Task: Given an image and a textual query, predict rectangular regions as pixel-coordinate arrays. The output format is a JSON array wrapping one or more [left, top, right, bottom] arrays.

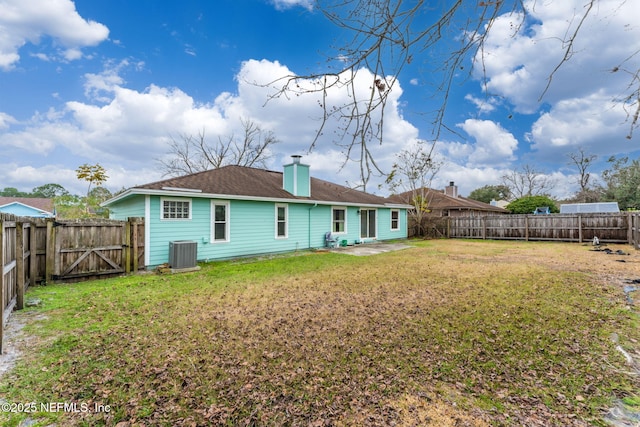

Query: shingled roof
[[389, 188, 507, 214], [116, 165, 402, 207]]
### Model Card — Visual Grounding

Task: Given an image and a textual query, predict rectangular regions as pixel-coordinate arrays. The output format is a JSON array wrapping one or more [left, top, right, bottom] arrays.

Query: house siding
[[109, 194, 408, 267], [108, 196, 145, 219], [377, 208, 407, 241]]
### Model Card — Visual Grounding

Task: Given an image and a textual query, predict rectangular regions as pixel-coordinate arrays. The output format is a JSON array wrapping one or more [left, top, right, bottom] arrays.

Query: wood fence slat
[[46, 219, 55, 284], [1, 216, 4, 354], [16, 222, 24, 310], [132, 219, 139, 272]]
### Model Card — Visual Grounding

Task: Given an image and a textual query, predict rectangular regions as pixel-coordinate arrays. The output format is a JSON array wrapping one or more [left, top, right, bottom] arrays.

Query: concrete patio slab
[[331, 242, 413, 256]]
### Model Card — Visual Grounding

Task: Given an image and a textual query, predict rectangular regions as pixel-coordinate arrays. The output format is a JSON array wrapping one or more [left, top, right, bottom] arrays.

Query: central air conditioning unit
[[169, 240, 198, 269]]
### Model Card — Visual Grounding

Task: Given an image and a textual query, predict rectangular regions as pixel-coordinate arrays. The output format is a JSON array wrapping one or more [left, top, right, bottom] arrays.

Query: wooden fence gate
[[48, 218, 144, 282], [1, 214, 144, 353]]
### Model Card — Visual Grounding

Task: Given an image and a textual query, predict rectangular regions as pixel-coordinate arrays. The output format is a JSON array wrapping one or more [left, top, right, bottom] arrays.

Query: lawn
[[1, 239, 639, 426]]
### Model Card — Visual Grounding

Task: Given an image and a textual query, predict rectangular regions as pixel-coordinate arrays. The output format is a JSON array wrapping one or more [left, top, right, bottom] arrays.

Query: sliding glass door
[[360, 209, 376, 239]]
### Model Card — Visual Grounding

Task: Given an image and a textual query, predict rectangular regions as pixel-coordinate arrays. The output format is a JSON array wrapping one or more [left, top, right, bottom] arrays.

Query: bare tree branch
[[501, 164, 553, 199], [249, 1, 638, 187], [387, 141, 442, 235], [567, 147, 597, 192], [157, 118, 280, 177]]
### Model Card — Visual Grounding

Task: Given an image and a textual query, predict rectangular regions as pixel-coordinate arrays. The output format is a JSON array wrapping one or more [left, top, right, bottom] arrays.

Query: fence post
[[524, 215, 529, 241], [124, 220, 131, 274], [482, 216, 487, 240], [45, 219, 55, 284], [132, 218, 139, 272], [578, 215, 583, 243], [16, 222, 24, 310], [29, 222, 37, 286]]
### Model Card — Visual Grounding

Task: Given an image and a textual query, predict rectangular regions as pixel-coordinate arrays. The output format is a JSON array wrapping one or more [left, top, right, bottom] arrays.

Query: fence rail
[[1, 213, 144, 353], [448, 212, 637, 244]]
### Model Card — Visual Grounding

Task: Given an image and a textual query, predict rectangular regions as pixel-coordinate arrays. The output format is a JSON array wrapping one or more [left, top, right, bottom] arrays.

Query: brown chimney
[[444, 181, 458, 198]]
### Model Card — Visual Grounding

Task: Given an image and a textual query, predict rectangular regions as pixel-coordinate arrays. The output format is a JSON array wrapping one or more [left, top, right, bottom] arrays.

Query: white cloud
[[270, 0, 313, 12], [526, 91, 632, 159], [1, 163, 77, 191], [0, 112, 16, 129], [478, 0, 640, 114], [455, 119, 518, 167], [432, 162, 511, 199], [0, 0, 109, 70], [0, 58, 421, 195], [464, 94, 497, 115]]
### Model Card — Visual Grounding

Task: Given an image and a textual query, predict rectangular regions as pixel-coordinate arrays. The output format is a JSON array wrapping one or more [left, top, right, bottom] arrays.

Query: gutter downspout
[[308, 203, 318, 249]]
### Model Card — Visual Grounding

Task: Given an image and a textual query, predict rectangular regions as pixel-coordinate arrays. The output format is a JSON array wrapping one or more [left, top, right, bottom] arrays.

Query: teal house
[[0, 197, 55, 218], [102, 156, 410, 268]]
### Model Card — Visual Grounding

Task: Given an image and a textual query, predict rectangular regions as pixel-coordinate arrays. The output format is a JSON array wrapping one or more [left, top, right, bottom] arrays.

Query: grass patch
[[1, 240, 638, 426]]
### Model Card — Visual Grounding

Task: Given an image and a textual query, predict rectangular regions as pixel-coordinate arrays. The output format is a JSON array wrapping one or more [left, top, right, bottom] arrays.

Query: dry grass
[[1, 239, 638, 426]]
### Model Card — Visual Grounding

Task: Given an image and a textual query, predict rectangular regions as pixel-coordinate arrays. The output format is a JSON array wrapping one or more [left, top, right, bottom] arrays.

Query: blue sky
[[1, 0, 639, 198]]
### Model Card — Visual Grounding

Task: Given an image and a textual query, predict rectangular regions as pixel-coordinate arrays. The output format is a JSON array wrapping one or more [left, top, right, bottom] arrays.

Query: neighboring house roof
[[390, 188, 508, 214], [0, 197, 55, 217], [104, 165, 410, 208]]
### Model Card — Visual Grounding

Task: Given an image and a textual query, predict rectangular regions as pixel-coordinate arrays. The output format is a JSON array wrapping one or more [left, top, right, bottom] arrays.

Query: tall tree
[[567, 148, 597, 193], [506, 195, 559, 214], [601, 156, 640, 210], [501, 165, 552, 199], [468, 185, 512, 204], [76, 163, 109, 214], [387, 141, 442, 236], [0, 187, 27, 197], [32, 183, 69, 198], [159, 118, 279, 177], [566, 148, 603, 203], [266, 1, 639, 185]]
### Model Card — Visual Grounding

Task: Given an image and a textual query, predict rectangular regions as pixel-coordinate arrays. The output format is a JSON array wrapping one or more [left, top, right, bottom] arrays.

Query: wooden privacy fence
[[1, 214, 144, 353], [632, 212, 640, 249], [448, 212, 638, 245]]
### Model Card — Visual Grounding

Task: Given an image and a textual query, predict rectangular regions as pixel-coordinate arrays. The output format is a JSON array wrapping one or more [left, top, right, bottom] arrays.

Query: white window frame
[[390, 209, 400, 231], [331, 206, 347, 234], [161, 197, 192, 220], [211, 200, 230, 243], [275, 203, 288, 239]]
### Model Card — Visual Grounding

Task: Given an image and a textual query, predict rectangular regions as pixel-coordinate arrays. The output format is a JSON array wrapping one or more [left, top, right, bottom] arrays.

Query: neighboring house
[[391, 182, 508, 218], [0, 197, 55, 218], [490, 199, 510, 209], [102, 157, 411, 268], [389, 182, 507, 237]]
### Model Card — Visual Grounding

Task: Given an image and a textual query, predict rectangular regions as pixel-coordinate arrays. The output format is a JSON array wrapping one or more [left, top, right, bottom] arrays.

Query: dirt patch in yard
[[0, 309, 48, 379]]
